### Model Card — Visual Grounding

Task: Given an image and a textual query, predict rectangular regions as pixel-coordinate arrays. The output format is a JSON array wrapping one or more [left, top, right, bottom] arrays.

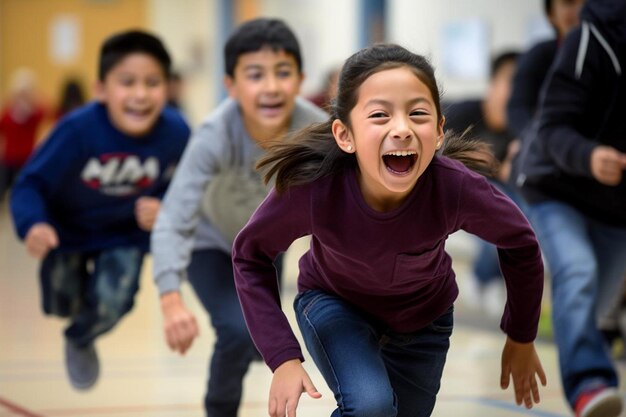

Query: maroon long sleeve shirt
[[233, 156, 544, 371]]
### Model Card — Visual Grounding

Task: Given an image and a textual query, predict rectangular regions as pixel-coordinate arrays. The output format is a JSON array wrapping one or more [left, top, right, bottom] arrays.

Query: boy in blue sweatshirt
[[10, 30, 190, 390]]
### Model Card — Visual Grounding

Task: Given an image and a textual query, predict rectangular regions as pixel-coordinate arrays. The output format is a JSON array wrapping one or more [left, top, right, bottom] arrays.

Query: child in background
[[233, 44, 546, 417], [0, 68, 47, 201], [151, 18, 326, 417], [10, 30, 190, 390], [444, 51, 521, 317], [55, 77, 86, 120], [515, 0, 626, 415]]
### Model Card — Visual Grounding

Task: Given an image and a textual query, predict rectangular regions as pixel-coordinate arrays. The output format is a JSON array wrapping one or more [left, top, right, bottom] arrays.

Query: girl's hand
[[500, 336, 547, 409], [160, 291, 199, 355], [25, 222, 59, 259], [269, 359, 322, 417], [135, 197, 161, 231]]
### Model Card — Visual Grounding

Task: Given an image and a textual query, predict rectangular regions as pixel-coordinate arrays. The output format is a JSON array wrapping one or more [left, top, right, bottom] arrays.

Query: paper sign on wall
[[50, 15, 81, 64]]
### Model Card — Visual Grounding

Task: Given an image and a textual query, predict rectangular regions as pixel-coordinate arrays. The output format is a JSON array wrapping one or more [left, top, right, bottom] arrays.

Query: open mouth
[[126, 108, 152, 118], [259, 102, 284, 114], [382, 151, 417, 175]]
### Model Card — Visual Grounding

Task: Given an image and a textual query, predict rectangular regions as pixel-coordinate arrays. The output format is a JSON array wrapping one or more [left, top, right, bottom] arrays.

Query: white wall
[[388, 0, 552, 100], [148, 0, 217, 126], [148, 0, 555, 124], [259, 0, 360, 96]]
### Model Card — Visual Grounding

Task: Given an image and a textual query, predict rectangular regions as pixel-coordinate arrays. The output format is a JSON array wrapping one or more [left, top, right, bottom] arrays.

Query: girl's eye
[[410, 110, 429, 117], [369, 112, 388, 118]]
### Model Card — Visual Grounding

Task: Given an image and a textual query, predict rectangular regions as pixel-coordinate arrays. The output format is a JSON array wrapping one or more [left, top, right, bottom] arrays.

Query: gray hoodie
[[152, 97, 327, 294]]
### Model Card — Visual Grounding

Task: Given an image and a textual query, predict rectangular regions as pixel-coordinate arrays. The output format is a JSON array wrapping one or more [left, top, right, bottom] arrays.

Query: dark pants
[[187, 248, 283, 417], [40, 247, 145, 347]]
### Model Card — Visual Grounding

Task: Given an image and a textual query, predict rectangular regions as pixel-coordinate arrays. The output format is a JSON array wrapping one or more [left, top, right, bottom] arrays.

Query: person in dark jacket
[[507, 0, 584, 138], [515, 1, 626, 416], [444, 51, 521, 317]]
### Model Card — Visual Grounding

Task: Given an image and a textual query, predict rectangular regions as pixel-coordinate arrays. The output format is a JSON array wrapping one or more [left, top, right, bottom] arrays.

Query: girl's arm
[[232, 184, 313, 371], [457, 172, 544, 343]]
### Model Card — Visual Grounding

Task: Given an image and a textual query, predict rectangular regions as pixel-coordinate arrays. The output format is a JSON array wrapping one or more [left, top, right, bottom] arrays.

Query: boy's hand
[[500, 337, 547, 409], [135, 197, 161, 231], [590, 146, 626, 186], [25, 223, 59, 259], [269, 359, 322, 417], [160, 291, 199, 355]]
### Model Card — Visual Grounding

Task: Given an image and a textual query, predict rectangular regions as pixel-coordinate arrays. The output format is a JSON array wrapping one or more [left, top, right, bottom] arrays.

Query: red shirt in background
[[0, 103, 46, 168]]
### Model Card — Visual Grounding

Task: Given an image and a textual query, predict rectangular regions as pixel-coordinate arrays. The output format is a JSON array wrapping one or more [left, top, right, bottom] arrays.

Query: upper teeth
[[385, 151, 416, 156]]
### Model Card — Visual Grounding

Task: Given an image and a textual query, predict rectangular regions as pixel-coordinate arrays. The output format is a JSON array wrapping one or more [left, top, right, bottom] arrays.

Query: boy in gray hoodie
[[151, 18, 326, 417]]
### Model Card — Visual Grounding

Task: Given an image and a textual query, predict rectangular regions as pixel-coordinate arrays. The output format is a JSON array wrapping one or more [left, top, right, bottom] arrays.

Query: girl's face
[[332, 66, 444, 212]]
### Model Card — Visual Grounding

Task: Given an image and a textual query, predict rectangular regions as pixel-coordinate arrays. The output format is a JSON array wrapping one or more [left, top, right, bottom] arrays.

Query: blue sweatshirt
[[10, 102, 190, 252], [233, 156, 544, 371]]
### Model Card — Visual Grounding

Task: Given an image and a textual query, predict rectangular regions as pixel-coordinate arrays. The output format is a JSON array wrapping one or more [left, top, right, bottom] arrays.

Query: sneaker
[[574, 386, 623, 417], [65, 340, 99, 390]]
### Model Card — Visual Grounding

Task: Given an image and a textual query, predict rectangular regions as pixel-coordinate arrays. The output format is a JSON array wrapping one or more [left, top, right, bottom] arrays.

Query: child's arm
[[24, 222, 59, 259], [10, 119, 81, 244], [159, 290, 198, 355], [500, 336, 547, 409], [135, 196, 160, 231], [269, 359, 321, 417]]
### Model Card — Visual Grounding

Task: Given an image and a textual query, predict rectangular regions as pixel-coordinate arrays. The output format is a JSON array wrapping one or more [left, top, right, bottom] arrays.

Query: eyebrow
[[364, 97, 431, 108], [242, 62, 296, 72]]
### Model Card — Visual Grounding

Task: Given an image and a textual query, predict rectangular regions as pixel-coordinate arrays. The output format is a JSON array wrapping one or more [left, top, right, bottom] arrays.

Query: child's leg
[[294, 289, 397, 417], [187, 249, 259, 417], [39, 250, 89, 318], [64, 246, 144, 346], [381, 307, 453, 417]]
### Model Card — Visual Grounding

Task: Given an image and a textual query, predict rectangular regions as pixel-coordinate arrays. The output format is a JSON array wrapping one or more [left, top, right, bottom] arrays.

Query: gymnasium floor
[[1, 200, 625, 417]]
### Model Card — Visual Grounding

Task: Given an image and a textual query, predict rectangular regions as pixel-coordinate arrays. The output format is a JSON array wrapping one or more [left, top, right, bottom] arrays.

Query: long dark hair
[[258, 43, 497, 194]]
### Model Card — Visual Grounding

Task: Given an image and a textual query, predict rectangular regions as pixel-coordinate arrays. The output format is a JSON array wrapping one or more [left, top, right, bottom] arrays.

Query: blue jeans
[[473, 180, 528, 286], [294, 290, 453, 417], [40, 247, 144, 347], [526, 201, 626, 407], [188, 249, 283, 417]]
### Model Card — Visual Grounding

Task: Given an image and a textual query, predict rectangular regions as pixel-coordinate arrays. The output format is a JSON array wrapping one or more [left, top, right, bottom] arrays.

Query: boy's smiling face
[[96, 53, 168, 137], [225, 47, 303, 144]]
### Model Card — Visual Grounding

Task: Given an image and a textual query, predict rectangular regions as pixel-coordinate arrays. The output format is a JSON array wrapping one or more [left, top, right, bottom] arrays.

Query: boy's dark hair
[[258, 43, 497, 194], [224, 18, 302, 77], [544, 0, 553, 15], [99, 30, 171, 81], [490, 51, 519, 78]]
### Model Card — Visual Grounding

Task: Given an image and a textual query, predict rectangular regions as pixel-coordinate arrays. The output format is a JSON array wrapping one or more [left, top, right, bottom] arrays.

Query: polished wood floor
[[1, 200, 624, 417]]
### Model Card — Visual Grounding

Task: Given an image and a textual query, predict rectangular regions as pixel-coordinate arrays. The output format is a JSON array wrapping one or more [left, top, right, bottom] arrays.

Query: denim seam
[[302, 308, 344, 412]]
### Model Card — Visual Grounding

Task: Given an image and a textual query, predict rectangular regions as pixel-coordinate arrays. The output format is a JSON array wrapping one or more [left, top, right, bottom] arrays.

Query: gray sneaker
[[64, 340, 99, 390]]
